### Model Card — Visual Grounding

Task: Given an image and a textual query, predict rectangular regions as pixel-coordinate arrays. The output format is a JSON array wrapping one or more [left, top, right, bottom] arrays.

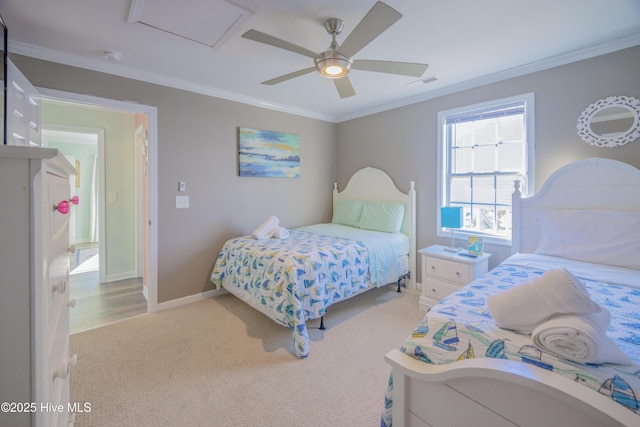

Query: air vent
[[406, 75, 438, 87]]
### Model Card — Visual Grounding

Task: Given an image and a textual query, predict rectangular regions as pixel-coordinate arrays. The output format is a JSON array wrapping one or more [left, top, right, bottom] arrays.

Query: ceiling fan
[[241, 1, 428, 99]]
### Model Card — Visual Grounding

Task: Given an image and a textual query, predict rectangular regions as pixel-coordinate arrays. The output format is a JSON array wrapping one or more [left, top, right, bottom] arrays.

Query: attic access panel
[[127, 0, 253, 49]]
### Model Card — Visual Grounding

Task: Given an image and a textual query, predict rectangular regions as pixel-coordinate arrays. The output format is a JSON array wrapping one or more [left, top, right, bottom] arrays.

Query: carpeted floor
[[70, 286, 425, 426]]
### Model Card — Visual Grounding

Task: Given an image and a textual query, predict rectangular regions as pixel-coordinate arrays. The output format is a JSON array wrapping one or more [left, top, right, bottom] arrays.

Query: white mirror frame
[[576, 95, 640, 148]]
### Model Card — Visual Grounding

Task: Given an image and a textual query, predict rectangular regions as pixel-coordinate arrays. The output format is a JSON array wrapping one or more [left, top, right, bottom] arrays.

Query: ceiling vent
[[406, 75, 438, 87], [127, 0, 253, 50], [103, 51, 122, 61]]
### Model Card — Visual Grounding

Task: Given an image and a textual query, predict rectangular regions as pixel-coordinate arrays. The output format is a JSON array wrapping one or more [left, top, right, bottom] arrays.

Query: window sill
[[437, 230, 511, 247]]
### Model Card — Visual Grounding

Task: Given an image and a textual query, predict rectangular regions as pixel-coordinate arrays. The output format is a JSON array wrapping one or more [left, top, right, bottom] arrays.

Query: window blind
[[445, 102, 525, 125]]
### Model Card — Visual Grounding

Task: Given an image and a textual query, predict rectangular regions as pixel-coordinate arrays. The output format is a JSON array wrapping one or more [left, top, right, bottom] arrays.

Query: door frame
[[38, 87, 159, 312], [134, 123, 146, 281]]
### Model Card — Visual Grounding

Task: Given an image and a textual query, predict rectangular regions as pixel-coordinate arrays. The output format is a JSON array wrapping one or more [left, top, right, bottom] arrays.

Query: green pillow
[[358, 201, 405, 233], [332, 200, 364, 227]]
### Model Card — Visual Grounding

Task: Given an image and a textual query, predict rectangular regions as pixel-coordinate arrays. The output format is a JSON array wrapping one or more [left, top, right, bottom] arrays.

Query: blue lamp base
[[443, 228, 460, 253]]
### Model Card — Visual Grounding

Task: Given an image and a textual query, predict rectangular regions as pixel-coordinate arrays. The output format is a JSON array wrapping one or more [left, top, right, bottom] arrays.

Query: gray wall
[[12, 54, 336, 303], [336, 45, 640, 275], [11, 45, 640, 303]]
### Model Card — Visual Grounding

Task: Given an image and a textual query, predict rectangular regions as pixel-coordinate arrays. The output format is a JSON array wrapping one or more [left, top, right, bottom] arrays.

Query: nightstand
[[419, 245, 491, 310]]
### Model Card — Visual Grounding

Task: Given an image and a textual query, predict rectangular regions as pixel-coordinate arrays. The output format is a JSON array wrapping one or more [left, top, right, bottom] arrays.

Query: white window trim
[[436, 93, 535, 247]]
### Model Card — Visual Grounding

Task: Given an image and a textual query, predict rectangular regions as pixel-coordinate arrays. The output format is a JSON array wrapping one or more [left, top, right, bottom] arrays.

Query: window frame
[[436, 93, 535, 246]]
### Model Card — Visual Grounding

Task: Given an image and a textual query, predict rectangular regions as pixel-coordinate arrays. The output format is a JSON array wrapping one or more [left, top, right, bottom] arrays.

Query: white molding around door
[[38, 88, 159, 313], [134, 123, 145, 280]]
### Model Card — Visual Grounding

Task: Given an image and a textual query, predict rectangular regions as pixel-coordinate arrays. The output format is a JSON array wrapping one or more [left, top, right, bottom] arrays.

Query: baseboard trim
[[104, 270, 137, 283], [156, 288, 227, 312]]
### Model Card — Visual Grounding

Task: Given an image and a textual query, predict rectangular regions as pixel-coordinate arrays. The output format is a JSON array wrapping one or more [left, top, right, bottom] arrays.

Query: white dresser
[[0, 146, 77, 427], [419, 245, 491, 310]]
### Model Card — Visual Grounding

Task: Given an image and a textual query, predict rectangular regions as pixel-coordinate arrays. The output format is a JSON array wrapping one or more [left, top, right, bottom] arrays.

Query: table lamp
[[441, 206, 463, 253]]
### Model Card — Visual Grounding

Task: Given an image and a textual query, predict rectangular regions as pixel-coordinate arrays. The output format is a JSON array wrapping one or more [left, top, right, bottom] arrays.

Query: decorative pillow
[[358, 201, 406, 233], [332, 200, 364, 227], [535, 208, 640, 270]]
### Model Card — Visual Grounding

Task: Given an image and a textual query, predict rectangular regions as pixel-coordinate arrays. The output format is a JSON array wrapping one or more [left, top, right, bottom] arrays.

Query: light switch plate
[[176, 195, 189, 209]]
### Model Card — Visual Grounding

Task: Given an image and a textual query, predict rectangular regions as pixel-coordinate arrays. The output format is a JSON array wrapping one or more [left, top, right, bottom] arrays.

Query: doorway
[[42, 127, 104, 282], [42, 125, 147, 333], [39, 89, 159, 331]]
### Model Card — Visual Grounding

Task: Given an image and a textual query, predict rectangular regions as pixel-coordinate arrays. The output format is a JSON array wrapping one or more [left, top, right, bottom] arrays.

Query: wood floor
[[69, 265, 148, 335]]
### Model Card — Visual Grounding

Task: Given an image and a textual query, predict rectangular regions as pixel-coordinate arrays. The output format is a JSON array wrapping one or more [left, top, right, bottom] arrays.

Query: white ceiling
[[2, 0, 640, 122]]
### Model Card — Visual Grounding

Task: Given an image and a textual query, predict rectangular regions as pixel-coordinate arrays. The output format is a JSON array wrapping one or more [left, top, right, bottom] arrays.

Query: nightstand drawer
[[425, 257, 470, 284], [423, 278, 460, 302]]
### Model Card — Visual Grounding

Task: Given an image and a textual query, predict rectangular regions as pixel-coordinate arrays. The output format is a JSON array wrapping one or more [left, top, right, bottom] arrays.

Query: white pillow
[[535, 209, 640, 270]]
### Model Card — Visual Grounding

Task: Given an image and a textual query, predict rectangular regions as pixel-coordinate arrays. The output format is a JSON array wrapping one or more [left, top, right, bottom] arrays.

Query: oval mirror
[[577, 96, 640, 148]]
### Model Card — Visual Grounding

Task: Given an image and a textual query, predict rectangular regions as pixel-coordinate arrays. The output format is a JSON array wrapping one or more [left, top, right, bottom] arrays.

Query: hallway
[[69, 252, 147, 334]]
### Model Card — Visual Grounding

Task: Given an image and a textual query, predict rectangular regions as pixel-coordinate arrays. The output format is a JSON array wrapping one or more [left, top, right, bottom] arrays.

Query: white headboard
[[512, 158, 640, 254], [332, 167, 416, 290]]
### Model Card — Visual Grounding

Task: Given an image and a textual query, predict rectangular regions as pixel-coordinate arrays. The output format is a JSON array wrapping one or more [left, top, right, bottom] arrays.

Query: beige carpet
[[70, 286, 425, 426]]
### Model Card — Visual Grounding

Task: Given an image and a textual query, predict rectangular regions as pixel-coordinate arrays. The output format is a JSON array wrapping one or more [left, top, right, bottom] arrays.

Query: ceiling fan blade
[[261, 67, 316, 85], [242, 29, 318, 59], [352, 59, 428, 77], [339, 1, 402, 58], [334, 77, 356, 99]]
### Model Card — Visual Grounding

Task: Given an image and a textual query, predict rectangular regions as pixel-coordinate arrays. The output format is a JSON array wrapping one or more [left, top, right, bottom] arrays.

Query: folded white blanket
[[532, 308, 631, 365], [486, 268, 600, 333], [272, 226, 289, 239], [252, 216, 279, 240]]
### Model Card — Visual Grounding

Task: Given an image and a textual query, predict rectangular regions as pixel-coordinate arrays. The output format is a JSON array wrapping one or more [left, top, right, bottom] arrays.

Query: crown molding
[[335, 33, 640, 123], [8, 40, 337, 123], [9, 31, 640, 125]]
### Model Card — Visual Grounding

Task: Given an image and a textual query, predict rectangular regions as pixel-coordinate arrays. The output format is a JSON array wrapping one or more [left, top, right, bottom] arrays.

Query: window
[[437, 93, 534, 244]]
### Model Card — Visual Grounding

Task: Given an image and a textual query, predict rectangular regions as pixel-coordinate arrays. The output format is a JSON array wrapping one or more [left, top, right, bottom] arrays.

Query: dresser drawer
[[423, 277, 461, 303], [48, 233, 69, 285], [425, 256, 470, 284], [49, 337, 72, 427], [47, 171, 71, 242], [47, 233, 70, 325], [49, 275, 68, 328]]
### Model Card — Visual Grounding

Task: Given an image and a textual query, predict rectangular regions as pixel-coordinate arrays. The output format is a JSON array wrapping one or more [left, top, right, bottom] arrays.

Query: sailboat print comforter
[[210, 224, 409, 358], [382, 254, 640, 426]]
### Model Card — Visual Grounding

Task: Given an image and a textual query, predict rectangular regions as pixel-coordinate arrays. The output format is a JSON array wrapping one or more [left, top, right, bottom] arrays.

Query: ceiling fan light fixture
[[325, 64, 345, 76], [243, 2, 428, 97], [314, 51, 352, 79]]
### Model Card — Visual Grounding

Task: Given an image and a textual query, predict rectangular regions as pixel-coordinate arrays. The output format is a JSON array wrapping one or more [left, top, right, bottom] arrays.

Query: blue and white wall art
[[238, 127, 300, 178]]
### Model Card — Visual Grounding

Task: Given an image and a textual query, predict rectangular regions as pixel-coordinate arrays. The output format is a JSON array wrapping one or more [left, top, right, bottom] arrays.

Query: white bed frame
[[385, 158, 640, 427], [333, 167, 417, 291], [512, 157, 640, 254]]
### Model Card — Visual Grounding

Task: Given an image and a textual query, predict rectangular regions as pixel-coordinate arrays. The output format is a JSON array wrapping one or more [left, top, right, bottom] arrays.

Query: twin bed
[[210, 167, 416, 358], [384, 158, 640, 426]]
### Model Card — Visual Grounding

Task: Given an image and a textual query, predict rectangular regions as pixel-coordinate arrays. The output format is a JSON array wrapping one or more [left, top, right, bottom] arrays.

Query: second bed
[[210, 167, 416, 358]]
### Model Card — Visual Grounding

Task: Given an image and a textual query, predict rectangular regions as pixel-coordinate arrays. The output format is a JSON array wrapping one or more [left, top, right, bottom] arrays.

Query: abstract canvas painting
[[238, 127, 300, 178]]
